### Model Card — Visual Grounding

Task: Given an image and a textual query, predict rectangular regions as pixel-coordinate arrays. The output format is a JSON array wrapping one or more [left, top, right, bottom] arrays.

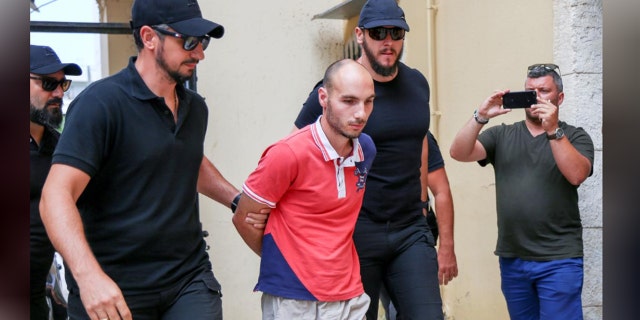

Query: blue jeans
[[354, 214, 442, 320], [499, 257, 584, 320], [68, 268, 223, 320]]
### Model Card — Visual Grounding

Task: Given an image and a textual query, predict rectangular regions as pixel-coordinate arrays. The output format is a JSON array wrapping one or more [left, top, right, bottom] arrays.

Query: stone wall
[[554, 0, 603, 318]]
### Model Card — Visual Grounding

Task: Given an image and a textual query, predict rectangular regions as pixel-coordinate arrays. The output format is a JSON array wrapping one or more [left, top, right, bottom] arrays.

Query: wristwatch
[[546, 127, 565, 140], [473, 109, 489, 124]]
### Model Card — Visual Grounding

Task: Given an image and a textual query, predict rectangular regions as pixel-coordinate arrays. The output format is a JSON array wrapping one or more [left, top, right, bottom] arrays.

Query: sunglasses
[[365, 27, 405, 41], [527, 63, 561, 76], [153, 27, 210, 51], [30, 76, 72, 92]]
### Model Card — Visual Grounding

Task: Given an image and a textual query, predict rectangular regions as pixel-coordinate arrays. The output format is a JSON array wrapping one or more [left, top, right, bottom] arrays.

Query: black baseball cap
[[130, 0, 224, 38], [30, 45, 82, 76], [358, 0, 410, 31]]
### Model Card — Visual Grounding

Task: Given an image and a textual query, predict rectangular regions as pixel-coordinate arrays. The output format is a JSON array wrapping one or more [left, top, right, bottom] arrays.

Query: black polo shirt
[[30, 127, 59, 297], [53, 56, 211, 295]]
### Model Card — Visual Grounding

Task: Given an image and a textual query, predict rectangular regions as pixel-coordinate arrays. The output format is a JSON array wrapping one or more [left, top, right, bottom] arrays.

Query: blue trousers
[[499, 257, 584, 320], [67, 268, 223, 320], [354, 214, 442, 320]]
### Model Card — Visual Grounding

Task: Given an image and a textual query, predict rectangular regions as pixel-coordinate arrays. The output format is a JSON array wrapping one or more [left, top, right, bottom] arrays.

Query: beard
[[362, 37, 404, 77], [30, 98, 63, 129], [525, 109, 542, 124], [155, 43, 195, 84], [325, 99, 365, 140]]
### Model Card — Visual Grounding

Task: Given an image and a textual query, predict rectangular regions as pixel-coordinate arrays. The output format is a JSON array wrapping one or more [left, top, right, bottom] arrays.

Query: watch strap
[[230, 193, 241, 213], [473, 109, 489, 124]]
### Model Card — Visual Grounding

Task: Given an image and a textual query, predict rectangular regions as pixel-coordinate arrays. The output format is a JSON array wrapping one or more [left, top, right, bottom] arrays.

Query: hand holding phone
[[502, 90, 537, 109]]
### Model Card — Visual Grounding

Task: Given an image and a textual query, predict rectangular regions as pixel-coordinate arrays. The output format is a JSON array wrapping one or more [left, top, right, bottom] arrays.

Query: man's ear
[[140, 26, 158, 50], [557, 91, 565, 107], [355, 27, 365, 45], [318, 86, 328, 109]]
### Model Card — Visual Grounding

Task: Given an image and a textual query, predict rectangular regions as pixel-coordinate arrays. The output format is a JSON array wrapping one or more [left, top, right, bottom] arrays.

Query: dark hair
[[133, 27, 144, 50], [527, 67, 563, 92], [133, 25, 168, 51]]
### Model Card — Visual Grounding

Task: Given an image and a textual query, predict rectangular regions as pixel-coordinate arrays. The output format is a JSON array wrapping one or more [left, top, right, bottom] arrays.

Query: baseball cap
[[358, 0, 410, 31], [30, 45, 82, 76], [130, 0, 224, 38]]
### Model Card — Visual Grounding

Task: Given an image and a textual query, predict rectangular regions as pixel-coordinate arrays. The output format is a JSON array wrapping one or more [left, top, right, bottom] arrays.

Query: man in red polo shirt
[[233, 59, 376, 319]]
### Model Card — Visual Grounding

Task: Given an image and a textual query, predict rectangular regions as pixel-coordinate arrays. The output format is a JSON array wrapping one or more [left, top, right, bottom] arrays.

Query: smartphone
[[502, 90, 537, 109]]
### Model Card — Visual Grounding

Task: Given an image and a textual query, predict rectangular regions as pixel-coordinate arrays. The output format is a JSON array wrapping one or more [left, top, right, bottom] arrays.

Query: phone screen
[[503, 91, 537, 109]]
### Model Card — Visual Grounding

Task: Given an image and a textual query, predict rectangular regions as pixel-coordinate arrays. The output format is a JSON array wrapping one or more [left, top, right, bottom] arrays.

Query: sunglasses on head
[[527, 63, 561, 75], [30, 76, 72, 92], [365, 27, 405, 41], [152, 26, 210, 51]]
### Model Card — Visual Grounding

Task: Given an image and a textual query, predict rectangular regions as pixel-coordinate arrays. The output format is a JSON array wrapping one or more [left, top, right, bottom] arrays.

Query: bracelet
[[230, 193, 241, 213], [473, 109, 489, 124]]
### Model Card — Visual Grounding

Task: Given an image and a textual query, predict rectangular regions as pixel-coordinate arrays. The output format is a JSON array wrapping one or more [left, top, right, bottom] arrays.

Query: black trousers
[[68, 268, 223, 320], [354, 214, 443, 320]]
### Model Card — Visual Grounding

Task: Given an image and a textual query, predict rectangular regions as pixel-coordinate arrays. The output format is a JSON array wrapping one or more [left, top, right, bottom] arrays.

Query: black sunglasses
[[153, 27, 210, 51], [528, 63, 561, 76], [365, 27, 405, 41], [30, 76, 72, 92]]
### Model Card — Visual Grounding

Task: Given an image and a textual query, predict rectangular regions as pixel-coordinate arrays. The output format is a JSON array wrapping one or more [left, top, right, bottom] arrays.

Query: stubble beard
[[155, 43, 194, 84], [525, 109, 542, 124], [326, 99, 364, 140]]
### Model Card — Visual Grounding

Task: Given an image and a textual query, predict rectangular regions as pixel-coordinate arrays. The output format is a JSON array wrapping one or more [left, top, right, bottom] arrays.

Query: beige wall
[[409, 1, 554, 319], [98, 0, 137, 75], [196, 1, 346, 318], [200, 1, 552, 319], [98, 1, 568, 319], [195, 1, 553, 318]]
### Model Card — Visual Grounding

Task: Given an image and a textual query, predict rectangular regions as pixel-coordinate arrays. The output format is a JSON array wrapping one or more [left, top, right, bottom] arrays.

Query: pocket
[[425, 207, 438, 242], [201, 270, 223, 297]]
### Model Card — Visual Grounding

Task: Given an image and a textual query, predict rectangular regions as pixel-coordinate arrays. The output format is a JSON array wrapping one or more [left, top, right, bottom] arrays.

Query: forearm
[[434, 192, 454, 250], [198, 156, 240, 208], [43, 199, 103, 282], [429, 169, 454, 247], [450, 117, 486, 162], [231, 194, 266, 256], [39, 167, 104, 282], [549, 139, 592, 185], [430, 171, 458, 285]]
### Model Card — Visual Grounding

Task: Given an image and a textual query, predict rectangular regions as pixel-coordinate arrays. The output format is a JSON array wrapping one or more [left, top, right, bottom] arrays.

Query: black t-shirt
[[53, 57, 212, 295], [427, 130, 444, 172], [295, 62, 431, 222]]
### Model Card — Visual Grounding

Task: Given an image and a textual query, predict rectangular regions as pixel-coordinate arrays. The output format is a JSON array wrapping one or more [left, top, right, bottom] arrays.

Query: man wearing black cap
[[294, 0, 457, 319], [39, 1, 266, 319], [30, 44, 81, 320]]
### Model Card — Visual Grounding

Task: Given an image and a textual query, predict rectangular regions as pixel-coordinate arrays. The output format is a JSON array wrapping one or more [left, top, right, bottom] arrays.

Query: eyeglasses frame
[[30, 75, 72, 92], [152, 26, 211, 51], [362, 27, 406, 41]]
